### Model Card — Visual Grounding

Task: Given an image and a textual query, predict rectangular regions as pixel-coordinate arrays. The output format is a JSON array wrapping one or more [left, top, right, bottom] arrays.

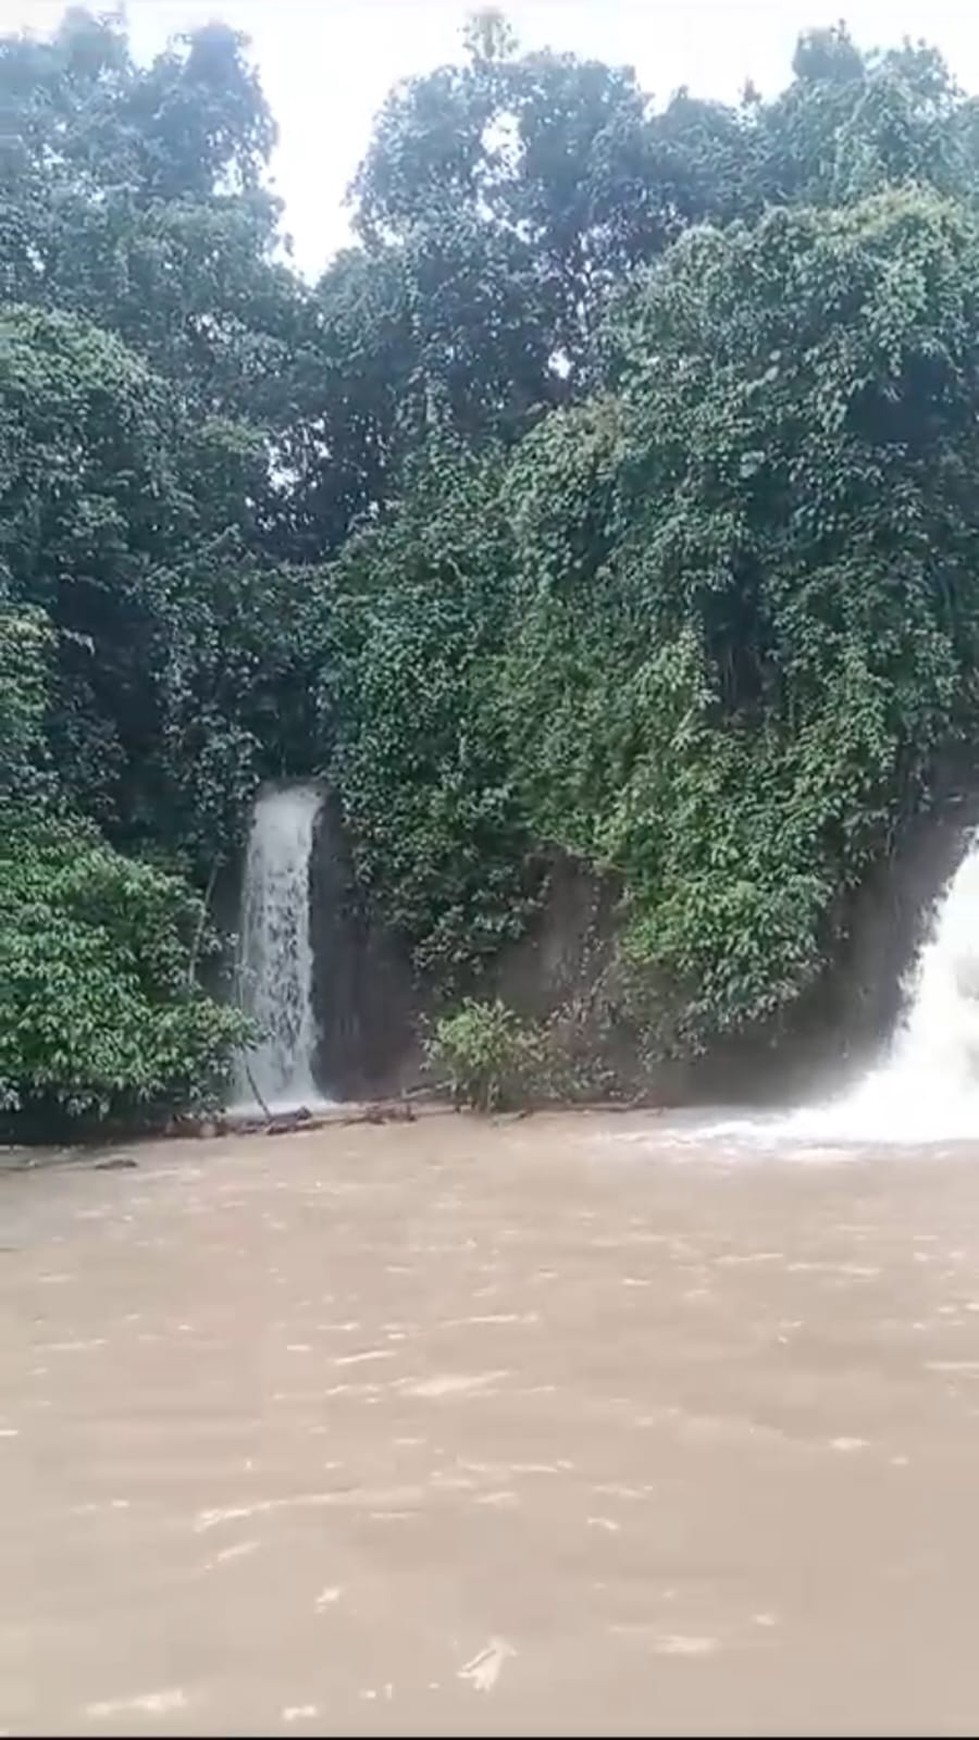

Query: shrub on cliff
[[426, 999, 553, 1112]]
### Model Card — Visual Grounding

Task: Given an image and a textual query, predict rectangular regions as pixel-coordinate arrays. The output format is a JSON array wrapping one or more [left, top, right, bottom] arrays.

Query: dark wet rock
[[309, 795, 420, 1101], [267, 1111, 312, 1136]]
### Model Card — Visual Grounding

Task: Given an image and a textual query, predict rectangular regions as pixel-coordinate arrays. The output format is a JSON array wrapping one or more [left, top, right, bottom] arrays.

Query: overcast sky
[[5, 0, 979, 277]]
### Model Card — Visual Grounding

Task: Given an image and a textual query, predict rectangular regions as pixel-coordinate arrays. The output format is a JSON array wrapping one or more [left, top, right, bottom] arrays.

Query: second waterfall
[[234, 783, 326, 1112]]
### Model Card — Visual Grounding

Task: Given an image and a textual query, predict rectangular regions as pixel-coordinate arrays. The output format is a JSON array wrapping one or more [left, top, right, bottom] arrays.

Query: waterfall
[[767, 829, 979, 1144], [233, 783, 326, 1113], [704, 828, 979, 1147], [800, 830, 979, 1140]]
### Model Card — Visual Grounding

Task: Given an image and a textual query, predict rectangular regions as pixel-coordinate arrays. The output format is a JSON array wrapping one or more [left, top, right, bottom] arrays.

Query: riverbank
[[3, 1112, 979, 1735], [0, 1097, 449, 1172], [0, 1096, 665, 1174]]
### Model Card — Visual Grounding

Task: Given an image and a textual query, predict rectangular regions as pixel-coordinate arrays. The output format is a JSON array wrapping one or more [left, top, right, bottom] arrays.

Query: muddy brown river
[[3, 1111, 979, 1735]]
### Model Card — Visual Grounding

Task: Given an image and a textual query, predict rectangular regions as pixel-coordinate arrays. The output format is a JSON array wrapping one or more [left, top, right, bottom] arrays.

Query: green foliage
[[425, 998, 548, 1111], [10, 3, 979, 1129], [0, 304, 269, 842], [0, 605, 53, 799], [0, 809, 249, 1128], [152, 546, 334, 876], [500, 187, 979, 1049], [351, 18, 751, 374], [323, 441, 539, 984]]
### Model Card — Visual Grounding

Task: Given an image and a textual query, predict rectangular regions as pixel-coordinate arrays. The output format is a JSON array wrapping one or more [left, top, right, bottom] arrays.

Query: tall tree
[[1, 5, 315, 541]]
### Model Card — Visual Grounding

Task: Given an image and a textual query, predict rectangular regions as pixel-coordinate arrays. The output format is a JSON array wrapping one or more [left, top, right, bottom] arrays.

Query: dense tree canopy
[[6, 4, 979, 1125]]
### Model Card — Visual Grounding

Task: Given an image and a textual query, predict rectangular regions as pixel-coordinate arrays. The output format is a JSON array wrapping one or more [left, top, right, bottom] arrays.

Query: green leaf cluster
[[425, 998, 550, 1112], [0, 808, 248, 1129]]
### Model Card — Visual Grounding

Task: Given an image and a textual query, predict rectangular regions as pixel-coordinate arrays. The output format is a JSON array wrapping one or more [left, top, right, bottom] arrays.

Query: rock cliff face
[[308, 796, 420, 1100], [237, 771, 979, 1106]]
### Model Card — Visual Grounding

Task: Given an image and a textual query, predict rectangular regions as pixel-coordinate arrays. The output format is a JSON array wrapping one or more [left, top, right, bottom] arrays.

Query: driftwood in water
[[168, 1092, 669, 1144], [174, 1097, 428, 1142]]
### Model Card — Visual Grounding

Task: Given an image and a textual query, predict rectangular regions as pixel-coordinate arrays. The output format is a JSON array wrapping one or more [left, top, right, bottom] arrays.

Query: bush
[[425, 998, 551, 1112], [0, 808, 250, 1133]]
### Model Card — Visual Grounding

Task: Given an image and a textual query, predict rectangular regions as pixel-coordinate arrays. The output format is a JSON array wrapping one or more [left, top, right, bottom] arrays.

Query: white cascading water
[[233, 783, 326, 1113], [703, 829, 979, 1149], [790, 829, 979, 1143], [765, 828, 979, 1141]]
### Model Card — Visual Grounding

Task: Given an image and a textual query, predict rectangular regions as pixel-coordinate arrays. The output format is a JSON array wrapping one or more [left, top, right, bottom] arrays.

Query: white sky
[[5, 0, 979, 277]]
